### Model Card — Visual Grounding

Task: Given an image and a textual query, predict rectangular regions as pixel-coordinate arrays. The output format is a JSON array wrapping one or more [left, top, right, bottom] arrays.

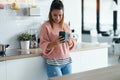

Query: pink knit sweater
[[40, 21, 76, 59]]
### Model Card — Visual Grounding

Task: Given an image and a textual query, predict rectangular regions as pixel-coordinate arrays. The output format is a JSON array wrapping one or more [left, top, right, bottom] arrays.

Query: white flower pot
[[20, 41, 30, 49]]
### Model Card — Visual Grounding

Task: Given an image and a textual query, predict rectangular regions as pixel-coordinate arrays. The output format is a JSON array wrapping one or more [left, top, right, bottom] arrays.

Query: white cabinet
[[6, 56, 48, 80], [70, 48, 108, 73], [0, 61, 7, 80]]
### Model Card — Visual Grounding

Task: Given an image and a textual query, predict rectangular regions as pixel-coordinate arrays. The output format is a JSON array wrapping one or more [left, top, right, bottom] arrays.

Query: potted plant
[[18, 32, 32, 49]]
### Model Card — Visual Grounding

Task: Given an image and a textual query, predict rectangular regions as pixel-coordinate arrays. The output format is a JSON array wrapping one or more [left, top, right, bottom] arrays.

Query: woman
[[40, 0, 76, 78]]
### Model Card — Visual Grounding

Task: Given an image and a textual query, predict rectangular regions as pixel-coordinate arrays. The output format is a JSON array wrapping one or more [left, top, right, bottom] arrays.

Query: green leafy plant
[[18, 32, 32, 41]]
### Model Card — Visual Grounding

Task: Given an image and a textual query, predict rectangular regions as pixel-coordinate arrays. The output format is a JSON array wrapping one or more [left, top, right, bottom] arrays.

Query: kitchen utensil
[[0, 44, 9, 56], [30, 34, 38, 48]]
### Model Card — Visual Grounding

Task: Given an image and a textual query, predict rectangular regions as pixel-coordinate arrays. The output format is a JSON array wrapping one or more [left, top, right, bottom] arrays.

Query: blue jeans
[[45, 63, 72, 78]]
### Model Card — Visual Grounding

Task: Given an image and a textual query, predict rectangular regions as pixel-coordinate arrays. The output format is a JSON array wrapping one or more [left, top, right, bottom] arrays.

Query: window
[[84, 0, 96, 31], [100, 0, 113, 32], [82, 0, 119, 36]]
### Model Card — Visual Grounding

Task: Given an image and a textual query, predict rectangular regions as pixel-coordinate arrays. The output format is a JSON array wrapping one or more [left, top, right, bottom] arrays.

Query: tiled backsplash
[[0, 0, 82, 49], [0, 0, 51, 49]]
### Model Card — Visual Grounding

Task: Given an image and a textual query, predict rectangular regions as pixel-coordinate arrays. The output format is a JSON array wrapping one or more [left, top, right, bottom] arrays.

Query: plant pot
[[20, 41, 30, 49]]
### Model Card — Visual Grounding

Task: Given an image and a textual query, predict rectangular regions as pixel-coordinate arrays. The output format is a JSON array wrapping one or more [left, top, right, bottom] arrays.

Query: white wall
[[63, 0, 81, 43], [0, 0, 81, 49]]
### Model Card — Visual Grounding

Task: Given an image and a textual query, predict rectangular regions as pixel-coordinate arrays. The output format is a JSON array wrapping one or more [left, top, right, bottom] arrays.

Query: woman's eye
[[53, 14, 57, 16], [59, 15, 62, 17]]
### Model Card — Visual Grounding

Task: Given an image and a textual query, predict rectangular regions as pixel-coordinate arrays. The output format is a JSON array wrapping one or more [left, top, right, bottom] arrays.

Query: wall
[[63, 0, 81, 43], [0, 0, 81, 49]]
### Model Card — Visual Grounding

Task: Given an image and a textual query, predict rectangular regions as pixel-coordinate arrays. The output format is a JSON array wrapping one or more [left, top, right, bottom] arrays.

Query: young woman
[[40, 0, 76, 78]]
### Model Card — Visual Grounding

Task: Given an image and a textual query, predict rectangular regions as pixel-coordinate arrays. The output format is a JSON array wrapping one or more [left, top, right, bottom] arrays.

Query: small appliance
[[0, 44, 9, 56]]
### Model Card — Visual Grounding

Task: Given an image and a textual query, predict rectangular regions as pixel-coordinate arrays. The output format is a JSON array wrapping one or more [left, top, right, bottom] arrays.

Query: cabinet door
[[0, 61, 7, 80], [70, 48, 108, 73], [6, 57, 48, 80]]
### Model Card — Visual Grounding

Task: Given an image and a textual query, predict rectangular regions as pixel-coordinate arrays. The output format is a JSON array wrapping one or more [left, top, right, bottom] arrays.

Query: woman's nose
[[56, 16, 59, 19]]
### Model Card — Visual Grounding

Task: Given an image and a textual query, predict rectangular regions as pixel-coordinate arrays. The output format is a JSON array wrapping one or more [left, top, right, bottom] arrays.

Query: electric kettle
[[0, 44, 9, 56]]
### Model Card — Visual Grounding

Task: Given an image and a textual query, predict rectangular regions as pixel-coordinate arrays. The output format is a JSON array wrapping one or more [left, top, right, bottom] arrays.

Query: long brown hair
[[48, 0, 64, 29]]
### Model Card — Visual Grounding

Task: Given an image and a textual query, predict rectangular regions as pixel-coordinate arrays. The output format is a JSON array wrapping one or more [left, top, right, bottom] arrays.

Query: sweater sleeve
[[40, 24, 54, 56], [68, 38, 76, 50]]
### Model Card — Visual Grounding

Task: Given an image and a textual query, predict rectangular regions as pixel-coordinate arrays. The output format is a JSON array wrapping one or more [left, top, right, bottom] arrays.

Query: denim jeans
[[45, 63, 72, 78]]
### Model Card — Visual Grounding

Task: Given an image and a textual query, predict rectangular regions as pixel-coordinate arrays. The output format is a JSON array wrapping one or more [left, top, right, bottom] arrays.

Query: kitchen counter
[[0, 42, 110, 61], [0, 42, 110, 80], [0, 48, 42, 61], [72, 42, 110, 52], [49, 64, 120, 80]]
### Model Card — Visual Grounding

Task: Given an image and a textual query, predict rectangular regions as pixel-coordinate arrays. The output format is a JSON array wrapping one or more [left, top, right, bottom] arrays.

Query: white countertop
[[49, 64, 120, 80], [72, 42, 110, 52]]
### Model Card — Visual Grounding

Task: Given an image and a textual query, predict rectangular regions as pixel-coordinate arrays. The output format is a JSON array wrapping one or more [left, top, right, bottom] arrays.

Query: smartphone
[[59, 31, 69, 41]]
